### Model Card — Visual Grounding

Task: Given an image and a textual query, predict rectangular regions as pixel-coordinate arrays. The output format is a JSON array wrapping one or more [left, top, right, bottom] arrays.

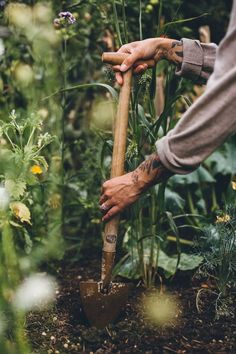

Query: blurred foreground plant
[[196, 204, 236, 318]]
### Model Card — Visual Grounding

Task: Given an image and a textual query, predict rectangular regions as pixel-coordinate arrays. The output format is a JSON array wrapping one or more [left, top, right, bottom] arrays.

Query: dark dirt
[[27, 258, 236, 354]]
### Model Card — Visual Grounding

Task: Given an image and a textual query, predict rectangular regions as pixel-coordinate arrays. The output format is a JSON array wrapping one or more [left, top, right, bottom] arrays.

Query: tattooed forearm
[[131, 153, 173, 190], [166, 40, 183, 66]]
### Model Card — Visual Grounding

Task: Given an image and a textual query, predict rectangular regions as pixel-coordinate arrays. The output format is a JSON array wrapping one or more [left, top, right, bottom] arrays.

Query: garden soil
[[27, 258, 236, 354]]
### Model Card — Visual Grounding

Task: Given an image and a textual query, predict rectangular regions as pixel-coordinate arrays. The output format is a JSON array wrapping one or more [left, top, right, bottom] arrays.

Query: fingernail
[[120, 64, 127, 72]]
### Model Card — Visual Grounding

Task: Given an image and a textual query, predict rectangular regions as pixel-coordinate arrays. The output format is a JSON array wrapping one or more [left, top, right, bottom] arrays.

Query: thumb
[[120, 51, 142, 72]]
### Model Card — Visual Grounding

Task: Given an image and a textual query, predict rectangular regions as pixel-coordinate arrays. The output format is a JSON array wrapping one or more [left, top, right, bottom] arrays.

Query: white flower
[[13, 273, 56, 311], [0, 39, 5, 56], [0, 186, 9, 210]]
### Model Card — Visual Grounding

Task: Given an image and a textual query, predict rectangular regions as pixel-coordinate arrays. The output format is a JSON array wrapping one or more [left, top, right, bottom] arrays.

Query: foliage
[[198, 205, 236, 294], [195, 205, 236, 318], [0, 0, 234, 351]]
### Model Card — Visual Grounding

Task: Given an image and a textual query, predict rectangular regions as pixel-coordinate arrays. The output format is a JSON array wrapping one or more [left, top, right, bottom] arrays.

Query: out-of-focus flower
[[53, 18, 61, 29], [0, 39, 5, 56], [231, 181, 236, 190], [0, 186, 9, 210], [49, 193, 61, 209], [13, 273, 56, 311], [216, 214, 231, 223], [0, 138, 7, 145], [59, 11, 76, 24], [0, 1, 7, 8], [30, 165, 43, 175], [10, 202, 31, 224], [33, 3, 52, 23], [142, 292, 179, 326], [14, 63, 34, 86], [84, 12, 91, 22], [54, 11, 76, 28], [5, 3, 32, 29], [38, 108, 49, 120]]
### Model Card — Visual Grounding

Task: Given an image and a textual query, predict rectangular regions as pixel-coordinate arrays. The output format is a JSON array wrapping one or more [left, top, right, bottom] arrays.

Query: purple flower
[[0, 0, 7, 8], [58, 11, 76, 25]]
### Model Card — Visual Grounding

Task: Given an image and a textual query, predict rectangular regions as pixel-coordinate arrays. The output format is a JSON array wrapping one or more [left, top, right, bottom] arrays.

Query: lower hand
[[99, 153, 173, 222], [99, 172, 142, 222]]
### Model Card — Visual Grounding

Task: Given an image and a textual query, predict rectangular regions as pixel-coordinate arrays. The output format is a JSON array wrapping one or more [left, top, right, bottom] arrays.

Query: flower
[[0, 1, 6, 8], [0, 186, 9, 210], [30, 165, 43, 175], [231, 181, 236, 190], [49, 193, 61, 209], [10, 202, 31, 224], [216, 214, 231, 223], [58, 11, 76, 24], [13, 273, 56, 311]]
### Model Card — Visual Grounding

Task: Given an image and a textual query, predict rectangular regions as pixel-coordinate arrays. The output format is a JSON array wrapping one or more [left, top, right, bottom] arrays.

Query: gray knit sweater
[[156, 0, 236, 174]]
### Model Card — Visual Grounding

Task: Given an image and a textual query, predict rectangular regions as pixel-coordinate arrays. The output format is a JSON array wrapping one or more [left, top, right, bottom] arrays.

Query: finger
[[99, 194, 108, 205], [112, 65, 121, 72], [102, 206, 120, 222], [99, 200, 114, 213], [115, 72, 123, 86], [120, 51, 142, 72], [133, 64, 148, 74]]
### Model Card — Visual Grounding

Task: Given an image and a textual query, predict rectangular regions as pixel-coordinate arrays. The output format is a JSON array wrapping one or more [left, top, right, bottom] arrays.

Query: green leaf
[[23, 229, 33, 254], [43, 83, 118, 101], [113, 253, 141, 279], [158, 250, 203, 278], [165, 188, 185, 213], [5, 179, 26, 198], [171, 165, 215, 187]]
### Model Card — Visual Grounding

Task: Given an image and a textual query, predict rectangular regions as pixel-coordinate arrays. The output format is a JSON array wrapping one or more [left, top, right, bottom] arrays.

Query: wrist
[[131, 153, 173, 193]]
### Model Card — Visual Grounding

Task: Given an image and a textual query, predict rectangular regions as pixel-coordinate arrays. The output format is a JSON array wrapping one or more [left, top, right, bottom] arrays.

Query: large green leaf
[[165, 187, 185, 213], [205, 140, 236, 176], [171, 165, 215, 187], [158, 250, 203, 278]]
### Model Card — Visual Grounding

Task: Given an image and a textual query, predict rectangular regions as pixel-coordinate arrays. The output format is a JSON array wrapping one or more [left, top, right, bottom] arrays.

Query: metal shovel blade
[[79, 281, 133, 329]]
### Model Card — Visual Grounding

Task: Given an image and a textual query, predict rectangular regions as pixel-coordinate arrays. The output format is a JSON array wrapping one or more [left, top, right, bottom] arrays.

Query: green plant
[[196, 204, 236, 318]]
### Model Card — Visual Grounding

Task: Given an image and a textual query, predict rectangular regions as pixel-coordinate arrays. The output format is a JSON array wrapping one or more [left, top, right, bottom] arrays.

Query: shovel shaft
[[101, 69, 132, 289]]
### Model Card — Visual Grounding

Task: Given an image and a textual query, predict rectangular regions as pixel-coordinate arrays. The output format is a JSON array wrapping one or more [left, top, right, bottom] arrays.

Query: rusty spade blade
[[79, 281, 133, 329]]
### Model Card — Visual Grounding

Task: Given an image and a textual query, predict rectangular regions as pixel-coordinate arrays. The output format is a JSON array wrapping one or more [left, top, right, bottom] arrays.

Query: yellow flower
[[216, 214, 231, 223], [30, 165, 43, 175], [231, 181, 236, 190], [10, 202, 31, 225]]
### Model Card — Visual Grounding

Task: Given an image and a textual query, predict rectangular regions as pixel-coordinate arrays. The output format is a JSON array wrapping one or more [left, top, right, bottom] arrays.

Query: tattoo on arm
[[131, 153, 173, 189], [168, 40, 183, 66]]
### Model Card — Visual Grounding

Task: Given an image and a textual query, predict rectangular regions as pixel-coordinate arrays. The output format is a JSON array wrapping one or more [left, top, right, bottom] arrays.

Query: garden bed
[[27, 258, 236, 354]]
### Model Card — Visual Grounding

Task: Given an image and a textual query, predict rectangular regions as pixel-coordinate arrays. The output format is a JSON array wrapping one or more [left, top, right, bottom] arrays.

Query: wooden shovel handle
[[101, 69, 132, 289], [102, 52, 155, 68]]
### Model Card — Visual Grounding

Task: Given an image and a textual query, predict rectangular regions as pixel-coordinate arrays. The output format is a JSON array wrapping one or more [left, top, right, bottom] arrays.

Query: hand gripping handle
[[102, 52, 155, 68]]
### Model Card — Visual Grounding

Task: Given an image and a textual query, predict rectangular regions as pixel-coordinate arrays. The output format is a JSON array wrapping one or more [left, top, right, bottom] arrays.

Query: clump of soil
[[27, 259, 236, 353]]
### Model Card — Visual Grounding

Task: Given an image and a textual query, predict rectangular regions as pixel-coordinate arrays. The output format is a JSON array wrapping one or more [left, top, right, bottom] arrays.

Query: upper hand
[[113, 37, 183, 85]]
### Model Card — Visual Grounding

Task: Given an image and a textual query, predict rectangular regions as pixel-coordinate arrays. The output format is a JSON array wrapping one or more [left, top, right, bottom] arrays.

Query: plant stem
[[139, 0, 143, 40]]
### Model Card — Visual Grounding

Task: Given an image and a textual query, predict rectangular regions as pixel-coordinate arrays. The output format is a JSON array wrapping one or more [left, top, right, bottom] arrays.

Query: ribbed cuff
[[175, 38, 204, 82]]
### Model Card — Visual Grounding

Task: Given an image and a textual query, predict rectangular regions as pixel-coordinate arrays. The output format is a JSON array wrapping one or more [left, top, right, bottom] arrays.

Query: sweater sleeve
[[175, 38, 217, 84], [156, 0, 236, 175]]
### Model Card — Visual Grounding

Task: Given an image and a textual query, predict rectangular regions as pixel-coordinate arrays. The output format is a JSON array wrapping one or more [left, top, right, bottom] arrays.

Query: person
[[99, 0, 236, 222]]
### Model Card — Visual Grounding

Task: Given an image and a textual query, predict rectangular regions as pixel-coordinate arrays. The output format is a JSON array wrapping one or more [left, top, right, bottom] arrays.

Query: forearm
[[154, 38, 183, 67], [99, 153, 173, 221], [156, 1, 236, 174], [131, 153, 173, 192]]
